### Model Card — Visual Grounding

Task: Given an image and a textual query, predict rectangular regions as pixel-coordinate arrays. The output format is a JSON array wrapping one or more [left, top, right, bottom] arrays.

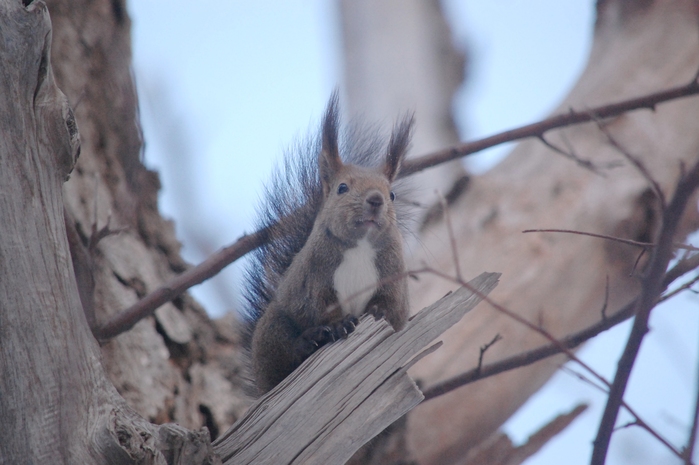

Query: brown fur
[[250, 96, 412, 394]]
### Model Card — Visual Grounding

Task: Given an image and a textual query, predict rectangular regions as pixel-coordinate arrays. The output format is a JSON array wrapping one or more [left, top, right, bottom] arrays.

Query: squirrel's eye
[[390, 191, 396, 201], [337, 183, 349, 195]]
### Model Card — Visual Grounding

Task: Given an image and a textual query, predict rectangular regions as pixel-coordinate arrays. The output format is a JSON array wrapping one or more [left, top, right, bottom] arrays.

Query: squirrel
[[244, 94, 413, 394]]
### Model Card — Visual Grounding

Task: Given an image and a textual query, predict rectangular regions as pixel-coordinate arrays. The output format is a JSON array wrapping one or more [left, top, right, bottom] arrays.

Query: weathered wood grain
[[0, 1, 88, 461]]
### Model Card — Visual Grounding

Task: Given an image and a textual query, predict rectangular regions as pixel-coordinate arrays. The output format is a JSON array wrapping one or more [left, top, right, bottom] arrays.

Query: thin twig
[[437, 191, 463, 282], [614, 420, 639, 432], [523, 229, 699, 252], [682, 335, 699, 464], [591, 158, 699, 465], [630, 248, 647, 278], [601, 276, 610, 320], [523, 228, 655, 248], [631, 413, 685, 459], [537, 134, 600, 174], [476, 334, 502, 374], [592, 116, 667, 210], [659, 272, 699, 303], [664, 253, 699, 286], [562, 366, 608, 394], [559, 128, 624, 171]]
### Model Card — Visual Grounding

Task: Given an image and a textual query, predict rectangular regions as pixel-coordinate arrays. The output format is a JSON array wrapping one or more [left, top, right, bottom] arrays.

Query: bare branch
[[537, 134, 601, 174], [523, 228, 654, 248], [420, 265, 688, 460], [682, 339, 699, 464], [422, 266, 615, 399], [422, 248, 699, 435], [476, 334, 502, 374], [593, 117, 667, 210], [591, 158, 699, 465], [399, 78, 699, 177], [523, 228, 699, 252], [421, 296, 635, 401], [95, 229, 268, 340], [438, 190, 463, 282], [659, 272, 699, 303]]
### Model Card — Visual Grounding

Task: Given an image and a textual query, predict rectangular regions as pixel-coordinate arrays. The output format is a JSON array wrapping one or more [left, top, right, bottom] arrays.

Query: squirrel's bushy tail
[[241, 135, 324, 335]]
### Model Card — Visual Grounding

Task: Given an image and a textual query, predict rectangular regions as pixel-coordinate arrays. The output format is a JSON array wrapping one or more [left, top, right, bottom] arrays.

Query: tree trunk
[[0, 0, 237, 462], [0, 2, 93, 460], [0, 1, 198, 463], [47, 0, 249, 434]]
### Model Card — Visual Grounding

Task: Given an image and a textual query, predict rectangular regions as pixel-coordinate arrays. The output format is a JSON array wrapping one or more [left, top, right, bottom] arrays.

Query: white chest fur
[[333, 238, 379, 317]]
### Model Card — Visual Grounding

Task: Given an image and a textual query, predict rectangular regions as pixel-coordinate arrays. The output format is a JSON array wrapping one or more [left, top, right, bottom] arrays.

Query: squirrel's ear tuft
[[384, 114, 414, 182], [319, 91, 343, 196]]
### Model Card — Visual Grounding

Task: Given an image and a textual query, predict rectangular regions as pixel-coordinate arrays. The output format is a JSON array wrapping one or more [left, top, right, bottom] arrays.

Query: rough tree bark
[[0, 1, 218, 463], [393, 2, 698, 464], [47, 0, 249, 437], [0, 2, 87, 460]]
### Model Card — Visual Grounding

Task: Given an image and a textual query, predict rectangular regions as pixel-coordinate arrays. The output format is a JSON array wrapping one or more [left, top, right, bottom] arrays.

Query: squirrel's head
[[316, 94, 413, 245]]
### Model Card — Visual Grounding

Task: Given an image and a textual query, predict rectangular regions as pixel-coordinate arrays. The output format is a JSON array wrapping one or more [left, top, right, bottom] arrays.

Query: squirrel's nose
[[366, 192, 384, 209]]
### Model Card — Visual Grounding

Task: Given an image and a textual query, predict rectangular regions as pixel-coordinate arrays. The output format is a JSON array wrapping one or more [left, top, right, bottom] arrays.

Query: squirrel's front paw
[[296, 326, 333, 359], [295, 316, 359, 359], [328, 315, 359, 341]]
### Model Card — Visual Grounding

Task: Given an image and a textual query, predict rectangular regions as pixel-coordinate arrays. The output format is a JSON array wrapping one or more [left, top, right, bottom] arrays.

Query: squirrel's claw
[[332, 315, 359, 340], [291, 317, 361, 381], [367, 305, 386, 322]]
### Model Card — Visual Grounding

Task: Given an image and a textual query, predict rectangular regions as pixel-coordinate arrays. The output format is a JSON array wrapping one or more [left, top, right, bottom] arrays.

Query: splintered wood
[[213, 272, 500, 465]]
